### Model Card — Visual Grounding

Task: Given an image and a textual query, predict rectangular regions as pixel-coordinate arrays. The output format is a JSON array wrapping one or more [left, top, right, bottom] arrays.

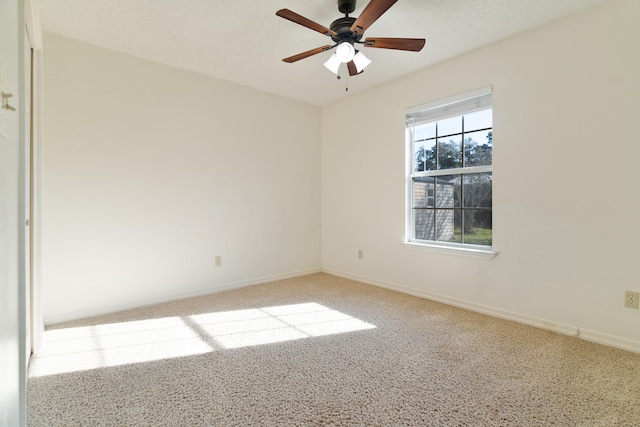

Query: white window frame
[[404, 86, 496, 259]]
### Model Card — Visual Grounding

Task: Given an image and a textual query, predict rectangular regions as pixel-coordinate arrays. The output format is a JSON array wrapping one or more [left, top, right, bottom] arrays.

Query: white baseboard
[[577, 330, 640, 354], [44, 267, 322, 325], [322, 268, 640, 355]]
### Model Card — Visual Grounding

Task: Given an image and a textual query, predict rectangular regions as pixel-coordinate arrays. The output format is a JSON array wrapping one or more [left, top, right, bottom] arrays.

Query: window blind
[[406, 86, 492, 127]]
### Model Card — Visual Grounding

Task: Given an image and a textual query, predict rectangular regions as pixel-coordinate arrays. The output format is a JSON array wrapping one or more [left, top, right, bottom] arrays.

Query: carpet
[[27, 273, 640, 426]]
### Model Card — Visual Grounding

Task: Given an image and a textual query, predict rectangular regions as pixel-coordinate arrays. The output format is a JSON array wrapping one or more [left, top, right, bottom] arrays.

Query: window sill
[[403, 241, 498, 260]]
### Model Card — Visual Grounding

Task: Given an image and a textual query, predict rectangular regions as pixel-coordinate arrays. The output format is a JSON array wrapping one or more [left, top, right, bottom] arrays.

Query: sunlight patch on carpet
[[29, 303, 376, 377], [28, 317, 211, 377], [191, 302, 376, 349]]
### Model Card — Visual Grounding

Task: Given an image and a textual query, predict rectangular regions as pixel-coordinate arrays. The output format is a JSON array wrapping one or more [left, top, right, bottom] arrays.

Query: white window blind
[[406, 86, 492, 127]]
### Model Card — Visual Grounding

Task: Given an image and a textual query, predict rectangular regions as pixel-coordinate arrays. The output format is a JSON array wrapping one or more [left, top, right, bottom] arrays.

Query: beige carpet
[[28, 273, 640, 426]]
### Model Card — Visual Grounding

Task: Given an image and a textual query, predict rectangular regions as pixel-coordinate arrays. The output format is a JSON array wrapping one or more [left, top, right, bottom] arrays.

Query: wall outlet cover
[[625, 290, 639, 309]]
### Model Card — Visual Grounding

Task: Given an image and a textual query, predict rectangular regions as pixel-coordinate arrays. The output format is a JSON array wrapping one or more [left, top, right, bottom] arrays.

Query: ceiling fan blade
[[347, 61, 364, 76], [350, 0, 398, 35], [276, 9, 337, 37], [363, 37, 426, 52], [283, 45, 333, 63]]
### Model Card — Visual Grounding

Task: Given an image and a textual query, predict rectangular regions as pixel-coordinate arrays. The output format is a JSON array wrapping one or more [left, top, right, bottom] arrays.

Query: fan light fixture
[[335, 42, 355, 62], [353, 51, 371, 72], [323, 42, 371, 75], [323, 54, 341, 74]]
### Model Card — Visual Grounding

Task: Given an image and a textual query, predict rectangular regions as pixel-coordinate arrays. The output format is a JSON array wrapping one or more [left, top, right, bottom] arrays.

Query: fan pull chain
[[335, 66, 348, 91], [345, 67, 349, 92]]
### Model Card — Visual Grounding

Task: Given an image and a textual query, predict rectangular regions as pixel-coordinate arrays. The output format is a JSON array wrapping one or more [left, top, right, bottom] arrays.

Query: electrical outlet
[[358, 249, 363, 259], [215, 256, 222, 267], [625, 291, 639, 309]]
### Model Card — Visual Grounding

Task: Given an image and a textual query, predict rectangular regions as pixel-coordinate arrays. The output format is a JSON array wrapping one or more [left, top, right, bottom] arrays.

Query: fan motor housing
[[330, 17, 363, 44]]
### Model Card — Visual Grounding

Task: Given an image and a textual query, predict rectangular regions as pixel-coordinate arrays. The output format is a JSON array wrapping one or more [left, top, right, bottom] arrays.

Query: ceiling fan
[[276, 0, 425, 76]]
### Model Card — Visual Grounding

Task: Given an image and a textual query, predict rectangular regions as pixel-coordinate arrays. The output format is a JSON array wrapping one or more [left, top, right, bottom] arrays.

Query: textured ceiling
[[39, 0, 608, 106]]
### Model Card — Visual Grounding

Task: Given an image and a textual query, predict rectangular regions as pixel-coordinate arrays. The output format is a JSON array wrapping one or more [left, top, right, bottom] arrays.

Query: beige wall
[[42, 34, 321, 323], [321, 0, 640, 348]]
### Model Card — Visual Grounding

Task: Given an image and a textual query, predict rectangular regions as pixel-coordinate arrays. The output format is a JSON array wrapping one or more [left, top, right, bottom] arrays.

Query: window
[[406, 87, 492, 250]]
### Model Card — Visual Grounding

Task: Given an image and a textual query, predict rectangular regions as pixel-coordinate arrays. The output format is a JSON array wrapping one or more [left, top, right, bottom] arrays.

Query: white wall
[[42, 0, 640, 352], [42, 34, 321, 323], [321, 0, 640, 350]]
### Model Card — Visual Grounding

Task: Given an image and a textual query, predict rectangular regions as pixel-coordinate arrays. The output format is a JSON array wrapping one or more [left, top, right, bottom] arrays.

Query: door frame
[[25, 0, 43, 354]]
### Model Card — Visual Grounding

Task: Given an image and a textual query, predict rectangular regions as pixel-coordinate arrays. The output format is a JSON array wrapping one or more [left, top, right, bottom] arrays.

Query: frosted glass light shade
[[335, 42, 355, 63], [323, 54, 341, 74], [353, 51, 372, 72]]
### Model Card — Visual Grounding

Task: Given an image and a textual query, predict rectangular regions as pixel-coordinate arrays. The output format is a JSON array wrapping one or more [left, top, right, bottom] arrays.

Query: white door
[[0, 0, 27, 424]]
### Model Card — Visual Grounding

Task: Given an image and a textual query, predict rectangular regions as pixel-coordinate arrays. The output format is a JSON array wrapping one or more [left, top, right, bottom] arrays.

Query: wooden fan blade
[[363, 37, 426, 52], [347, 61, 364, 76], [276, 9, 337, 37], [283, 45, 333, 63], [350, 0, 398, 35]]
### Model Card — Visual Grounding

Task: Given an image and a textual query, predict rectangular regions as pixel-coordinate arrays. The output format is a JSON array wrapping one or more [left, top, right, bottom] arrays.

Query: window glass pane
[[414, 209, 434, 241], [414, 139, 436, 172], [463, 131, 492, 167], [413, 142, 423, 172], [463, 173, 492, 208], [435, 175, 460, 208], [436, 209, 460, 243], [464, 109, 492, 132], [438, 116, 462, 136], [412, 179, 434, 208], [462, 210, 492, 246], [437, 136, 462, 169], [414, 122, 436, 141]]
